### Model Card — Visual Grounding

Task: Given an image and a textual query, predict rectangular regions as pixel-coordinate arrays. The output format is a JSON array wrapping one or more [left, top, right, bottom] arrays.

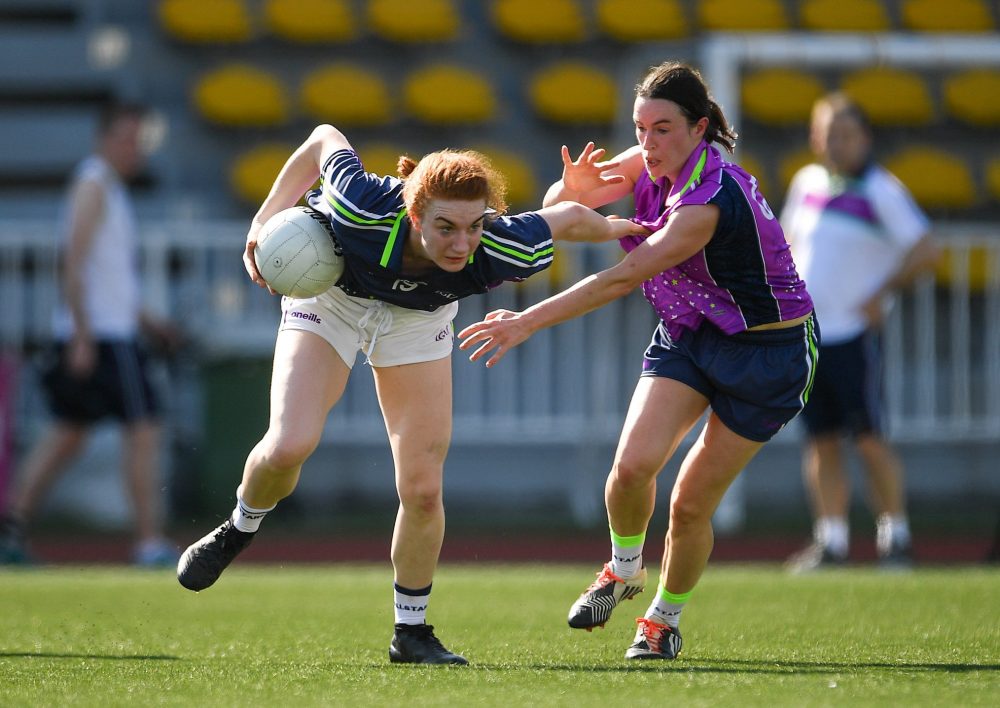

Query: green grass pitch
[[1, 564, 997, 706]]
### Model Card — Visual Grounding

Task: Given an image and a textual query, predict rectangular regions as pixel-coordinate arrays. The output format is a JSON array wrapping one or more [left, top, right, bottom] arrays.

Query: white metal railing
[[1, 219, 998, 443]]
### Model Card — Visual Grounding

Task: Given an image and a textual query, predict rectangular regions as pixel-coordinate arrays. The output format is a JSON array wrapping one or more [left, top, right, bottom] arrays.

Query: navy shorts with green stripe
[[641, 314, 820, 442]]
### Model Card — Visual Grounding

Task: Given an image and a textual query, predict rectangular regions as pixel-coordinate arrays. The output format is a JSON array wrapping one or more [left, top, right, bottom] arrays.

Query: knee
[[669, 493, 711, 533], [258, 429, 319, 472], [397, 477, 443, 516], [611, 454, 658, 491]]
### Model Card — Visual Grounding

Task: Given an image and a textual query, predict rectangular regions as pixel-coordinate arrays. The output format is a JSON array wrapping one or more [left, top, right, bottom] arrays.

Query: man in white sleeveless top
[[0, 103, 179, 566]]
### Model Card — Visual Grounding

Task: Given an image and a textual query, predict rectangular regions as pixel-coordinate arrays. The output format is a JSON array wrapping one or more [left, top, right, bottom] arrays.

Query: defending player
[[459, 62, 818, 660], [175, 124, 645, 665]]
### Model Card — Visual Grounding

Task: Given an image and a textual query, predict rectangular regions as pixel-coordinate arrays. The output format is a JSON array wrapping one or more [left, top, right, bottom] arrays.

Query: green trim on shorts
[[802, 315, 819, 405], [610, 527, 646, 548]]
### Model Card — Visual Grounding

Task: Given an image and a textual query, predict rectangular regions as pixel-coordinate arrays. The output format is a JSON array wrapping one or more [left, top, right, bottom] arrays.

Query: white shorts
[[278, 287, 458, 368]]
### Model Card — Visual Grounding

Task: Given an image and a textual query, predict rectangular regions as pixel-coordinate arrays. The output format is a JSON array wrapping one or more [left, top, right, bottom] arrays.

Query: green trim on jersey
[[676, 148, 708, 199], [324, 189, 399, 227], [481, 234, 553, 263], [379, 209, 409, 268]]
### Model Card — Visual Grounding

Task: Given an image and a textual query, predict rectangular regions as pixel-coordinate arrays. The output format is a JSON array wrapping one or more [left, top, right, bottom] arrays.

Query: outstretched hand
[[561, 142, 626, 194], [457, 309, 532, 368]]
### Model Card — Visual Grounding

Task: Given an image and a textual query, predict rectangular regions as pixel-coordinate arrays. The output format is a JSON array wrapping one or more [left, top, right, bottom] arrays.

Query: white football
[[254, 206, 344, 298]]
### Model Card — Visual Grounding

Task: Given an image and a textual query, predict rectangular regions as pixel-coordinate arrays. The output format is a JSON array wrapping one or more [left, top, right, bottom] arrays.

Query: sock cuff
[[610, 526, 646, 548], [657, 583, 692, 604], [394, 583, 432, 596], [236, 485, 276, 514]]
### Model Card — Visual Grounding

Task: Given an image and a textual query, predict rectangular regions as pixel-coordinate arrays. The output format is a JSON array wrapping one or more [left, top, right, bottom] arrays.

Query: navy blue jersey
[[304, 149, 554, 312]]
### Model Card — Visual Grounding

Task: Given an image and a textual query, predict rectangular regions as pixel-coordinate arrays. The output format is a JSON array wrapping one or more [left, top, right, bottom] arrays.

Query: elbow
[[562, 202, 605, 241]]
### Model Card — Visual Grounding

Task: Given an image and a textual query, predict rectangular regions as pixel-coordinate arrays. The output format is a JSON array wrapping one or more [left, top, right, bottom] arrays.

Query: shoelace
[[405, 624, 447, 652], [586, 563, 626, 593], [635, 617, 669, 653], [357, 301, 394, 365]]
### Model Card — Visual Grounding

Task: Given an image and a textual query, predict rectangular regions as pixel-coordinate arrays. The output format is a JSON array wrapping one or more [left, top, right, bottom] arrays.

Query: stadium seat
[[799, 0, 891, 32], [733, 152, 771, 202], [366, 0, 459, 43], [300, 64, 391, 126], [883, 146, 976, 210], [230, 143, 299, 204], [935, 244, 992, 292], [158, 0, 253, 43], [900, 0, 994, 32], [778, 148, 815, 191], [356, 142, 411, 178], [697, 0, 789, 32], [193, 65, 289, 127], [402, 65, 495, 125], [471, 145, 538, 208], [741, 68, 826, 125], [491, 0, 587, 43], [987, 156, 1000, 202], [840, 67, 934, 126], [529, 62, 616, 125], [595, 0, 688, 41], [263, 0, 357, 43], [943, 69, 1000, 126]]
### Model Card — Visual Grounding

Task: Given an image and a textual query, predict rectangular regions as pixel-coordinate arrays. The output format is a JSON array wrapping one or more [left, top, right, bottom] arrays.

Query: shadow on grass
[[1, 652, 181, 661], [498, 658, 1000, 675]]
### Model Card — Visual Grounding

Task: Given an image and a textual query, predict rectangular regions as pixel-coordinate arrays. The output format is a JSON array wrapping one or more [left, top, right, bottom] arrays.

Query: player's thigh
[[614, 376, 710, 478], [269, 329, 351, 446], [373, 356, 452, 465]]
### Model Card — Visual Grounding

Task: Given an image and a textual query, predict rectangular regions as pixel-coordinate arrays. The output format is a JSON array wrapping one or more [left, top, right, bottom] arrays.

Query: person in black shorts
[[0, 102, 180, 567]]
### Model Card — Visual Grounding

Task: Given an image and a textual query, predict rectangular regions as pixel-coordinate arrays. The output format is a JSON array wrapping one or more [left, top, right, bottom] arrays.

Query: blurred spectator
[[781, 93, 940, 572], [0, 102, 181, 566]]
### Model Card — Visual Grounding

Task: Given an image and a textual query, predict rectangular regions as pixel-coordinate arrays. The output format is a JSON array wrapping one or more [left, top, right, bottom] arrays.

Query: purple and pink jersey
[[620, 141, 813, 341]]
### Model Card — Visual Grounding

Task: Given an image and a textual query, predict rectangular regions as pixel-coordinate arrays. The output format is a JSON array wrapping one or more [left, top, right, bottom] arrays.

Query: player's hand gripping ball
[[254, 206, 344, 298]]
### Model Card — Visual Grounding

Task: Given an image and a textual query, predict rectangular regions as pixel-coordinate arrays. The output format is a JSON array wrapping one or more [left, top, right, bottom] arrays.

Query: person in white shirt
[[0, 102, 180, 567], [781, 93, 940, 571]]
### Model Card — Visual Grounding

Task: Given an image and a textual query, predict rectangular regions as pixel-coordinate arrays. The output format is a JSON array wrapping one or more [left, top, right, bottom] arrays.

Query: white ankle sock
[[877, 514, 910, 553], [394, 583, 431, 625], [609, 527, 645, 579], [230, 486, 275, 533], [815, 516, 849, 557]]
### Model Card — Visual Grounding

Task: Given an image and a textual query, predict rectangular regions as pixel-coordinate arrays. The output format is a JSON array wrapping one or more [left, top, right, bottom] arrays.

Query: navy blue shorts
[[799, 332, 882, 438], [641, 315, 820, 443], [40, 340, 160, 424]]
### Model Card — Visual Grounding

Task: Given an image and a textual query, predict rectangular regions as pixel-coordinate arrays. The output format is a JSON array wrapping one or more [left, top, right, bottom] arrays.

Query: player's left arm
[[460, 204, 718, 367], [860, 232, 941, 326], [537, 201, 649, 243], [243, 125, 354, 288]]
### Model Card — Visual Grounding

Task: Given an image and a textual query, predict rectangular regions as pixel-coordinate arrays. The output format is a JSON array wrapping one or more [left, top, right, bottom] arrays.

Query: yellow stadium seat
[[734, 152, 770, 201], [944, 69, 1000, 126], [799, 0, 891, 31], [935, 244, 992, 292], [884, 146, 976, 210], [901, 0, 994, 32], [491, 0, 586, 43], [403, 65, 495, 125], [596, 0, 688, 41], [530, 62, 616, 124], [230, 143, 298, 204], [300, 64, 391, 126], [194, 65, 289, 126], [779, 148, 815, 191], [471, 145, 539, 208], [987, 156, 1000, 202], [158, 0, 253, 43], [840, 67, 934, 126], [741, 68, 826, 125], [697, 0, 789, 31], [356, 143, 412, 178], [263, 0, 356, 43], [366, 0, 459, 42]]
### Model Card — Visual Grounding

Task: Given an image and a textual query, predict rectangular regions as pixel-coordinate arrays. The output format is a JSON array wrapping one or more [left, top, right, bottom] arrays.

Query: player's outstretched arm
[[539, 201, 649, 243], [459, 205, 718, 367], [243, 125, 353, 288]]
